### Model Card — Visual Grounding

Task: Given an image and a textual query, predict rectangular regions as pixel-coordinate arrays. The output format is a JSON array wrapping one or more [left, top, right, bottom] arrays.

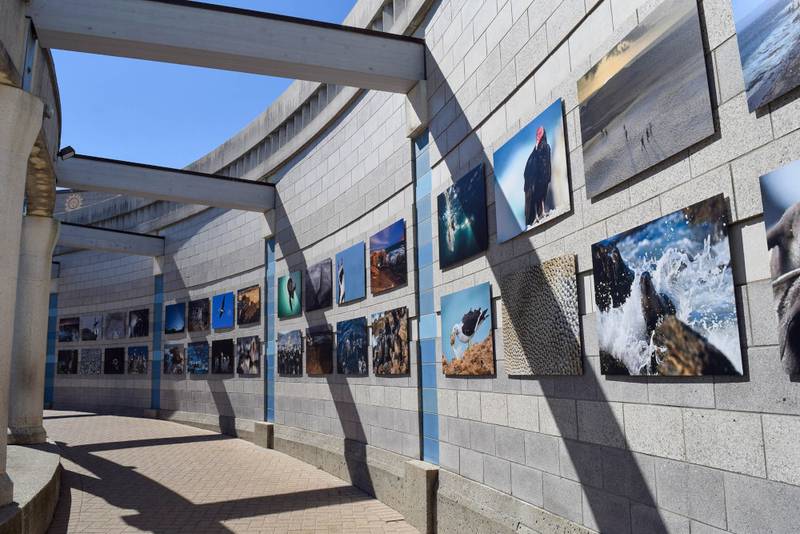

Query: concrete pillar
[[0, 84, 44, 506], [8, 215, 60, 445]]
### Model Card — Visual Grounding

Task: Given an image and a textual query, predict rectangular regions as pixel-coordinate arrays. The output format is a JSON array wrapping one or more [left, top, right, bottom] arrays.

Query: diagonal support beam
[[56, 154, 275, 212], [58, 222, 165, 257], [28, 0, 426, 93]]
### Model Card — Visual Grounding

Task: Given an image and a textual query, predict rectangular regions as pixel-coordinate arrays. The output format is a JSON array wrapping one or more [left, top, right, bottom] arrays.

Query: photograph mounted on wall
[[80, 314, 102, 341], [759, 160, 800, 375], [591, 195, 743, 376], [58, 317, 80, 343], [187, 342, 209, 374], [237, 285, 261, 326], [732, 0, 800, 111], [305, 259, 333, 311], [104, 312, 127, 340], [188, 298, 210, 332], [500, 255, 582, 376], [277, 330, 303, 376], [440, 282, 495, 376], [236, 336, 261, 376], [211, 292, 234, 330], [578, 0, 714, 198], [163, 344, 185, 375], [79, 348, 102, 375], [277, 272, 302, 318], [211, 339, 235, 374], [127, 346, 149, 374], [129, 309, 149, 338], [336, 242, 366, 304], [371, 307, 409, 375], [493, 99, 571, 243], [370, 220, 407, 294], [57, 349, 78, 375], [336, 317, 368, 375], [306, 326, 333, 375], [164, 303, 185, 334], [103, 347, 125, 375], [437, 164, 489, 266]]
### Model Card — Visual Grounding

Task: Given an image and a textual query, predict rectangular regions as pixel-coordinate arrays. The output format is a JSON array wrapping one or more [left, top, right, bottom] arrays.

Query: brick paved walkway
[[44, 411, 417, 533]]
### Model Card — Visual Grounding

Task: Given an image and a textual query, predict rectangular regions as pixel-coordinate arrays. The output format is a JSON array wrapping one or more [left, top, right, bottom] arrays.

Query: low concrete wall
[[0, 442, 61, 534]]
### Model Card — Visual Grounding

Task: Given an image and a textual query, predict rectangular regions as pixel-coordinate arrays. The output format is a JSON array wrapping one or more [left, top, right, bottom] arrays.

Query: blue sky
[[52, 0, 356, 169], [370, 220, 406, 250]]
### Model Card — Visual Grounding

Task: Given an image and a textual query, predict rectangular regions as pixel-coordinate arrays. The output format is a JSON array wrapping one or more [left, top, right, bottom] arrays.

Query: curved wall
[[53, 0, 800, 532]]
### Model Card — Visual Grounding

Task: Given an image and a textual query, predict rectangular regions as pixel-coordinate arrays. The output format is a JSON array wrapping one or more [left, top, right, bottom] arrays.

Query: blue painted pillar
[[413, 131, 439, 465], [151, 274, 163, 410], [43, 292, 58, 408], [264, 237, 276, 422]]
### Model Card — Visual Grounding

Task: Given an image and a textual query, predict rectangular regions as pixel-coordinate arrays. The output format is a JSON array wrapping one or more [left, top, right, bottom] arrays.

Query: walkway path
[[44, 411, 417, 533]]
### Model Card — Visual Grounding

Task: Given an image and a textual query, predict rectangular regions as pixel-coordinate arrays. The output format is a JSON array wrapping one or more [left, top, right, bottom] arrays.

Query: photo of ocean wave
[[437, 164, 489, 268], [591, 195, 743, 376], [578, 0, 714, 198], [733, 0, 800, 111]]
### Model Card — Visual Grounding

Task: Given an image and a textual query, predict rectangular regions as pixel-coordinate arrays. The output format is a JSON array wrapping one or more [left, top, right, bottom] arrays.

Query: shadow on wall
[[417, 2, 734, 528]]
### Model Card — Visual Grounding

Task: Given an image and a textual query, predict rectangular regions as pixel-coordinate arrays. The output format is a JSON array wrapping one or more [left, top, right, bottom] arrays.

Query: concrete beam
[[55, 155, 275, 212], [58, 222, 165, 257], [28, 0, 426, 93]]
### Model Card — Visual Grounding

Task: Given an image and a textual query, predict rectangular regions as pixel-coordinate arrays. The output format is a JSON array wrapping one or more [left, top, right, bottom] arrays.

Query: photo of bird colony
[[370, 220, 407, 294], [58, 317, 80, 343], [79, 348, 102, 375], [578, 0, 714, 198], [305, 259, 333, 312], [104, 312, 127, 340], [732, 0, 800, 111], [591, 195, 743, 376], [237, 285, 261, 326], [188, 298, 210, 332], [437, 164, 489, 268], [371, 307, 409, 375], [440, 282, 495, 376], [336, 242, 366, 304], [128, 309, 149, 338], [211, 339, 235, 374], [493, 99, 571, 243], [306, 326, 333, 375], [277, 330, 303, 376], [236, 335, 261, 376], [127, 346, 149, 374], [57, 349, 78, 374], [187, 342, 209, 375], [163, 303, 185, 335], [759, 159, 800, 375], [163, 344, 185, 375], [337, 317, 369, 376], [211, 292, 235, 330], [278, 271, 302, 318], [500, 255, 582, 375], [80, 314, 102, 341], [104, 347, 125, 374]]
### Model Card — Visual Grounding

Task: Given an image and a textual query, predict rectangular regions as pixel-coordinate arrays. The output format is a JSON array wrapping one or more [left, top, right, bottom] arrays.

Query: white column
[[8, 216, 60, 445], [0, 84, 44, 506]]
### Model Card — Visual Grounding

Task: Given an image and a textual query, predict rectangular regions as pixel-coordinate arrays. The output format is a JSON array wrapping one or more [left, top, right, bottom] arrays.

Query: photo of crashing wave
[[591, 195, 743, 376], [733, 0, 800, 111], [578, 0, 714, 198], [437, 164, 489, 268]]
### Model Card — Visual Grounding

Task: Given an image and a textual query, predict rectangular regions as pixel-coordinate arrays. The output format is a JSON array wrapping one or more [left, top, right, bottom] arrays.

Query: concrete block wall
[[50, 0, 800, 531]]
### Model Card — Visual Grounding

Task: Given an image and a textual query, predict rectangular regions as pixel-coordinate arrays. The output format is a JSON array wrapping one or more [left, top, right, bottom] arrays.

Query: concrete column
[[8, 215, 60, 445], [0, 84, 44, 506]]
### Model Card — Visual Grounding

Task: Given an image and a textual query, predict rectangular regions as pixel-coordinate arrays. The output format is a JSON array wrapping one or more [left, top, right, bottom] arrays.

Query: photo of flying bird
[[450, 307, 488, 358]]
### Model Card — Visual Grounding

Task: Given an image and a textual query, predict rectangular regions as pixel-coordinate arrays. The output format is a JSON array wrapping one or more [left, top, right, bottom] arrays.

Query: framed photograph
[[211, 339, 235, 374], [236, 335, 261, 376], [335, 242, 366, 304], [237, 285, 261, 326], [211, 292, 235, 330], [57, 349, 78, 375], [188, 298, 210, 332], [127, 346, 149, 374], [493, 100, 571, 243], [103, 347, 125, 375], [440, 282, 495, 376], [305, 259, 333, 312], [305, 326, 333, 375], [369, 220, 407, 295], [591, 195, 743, 376], [371, 307, 409, 376], [277, 330, 303, 376], [278, 272, 302, 318], [577, 0, 713, 197], [336, 317, 368, 376], [438, 164, 489, 266], [79, 348, 102, 375], [129, 309, 149, 338], [187, 342, 209, 375], [164, 303, 185, 334], [58, 317, 80, 343], [80, 314, 102, 341], [163, 344, 186, 375]]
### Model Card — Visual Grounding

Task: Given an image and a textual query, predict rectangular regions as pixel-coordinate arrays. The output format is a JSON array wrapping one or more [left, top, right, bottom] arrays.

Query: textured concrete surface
[[44, 410, 416, 533], [0, 441, 61, 534]]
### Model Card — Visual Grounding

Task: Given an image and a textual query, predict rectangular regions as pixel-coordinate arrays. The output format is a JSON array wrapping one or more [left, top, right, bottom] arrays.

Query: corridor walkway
[[44, 411, 417, 533]]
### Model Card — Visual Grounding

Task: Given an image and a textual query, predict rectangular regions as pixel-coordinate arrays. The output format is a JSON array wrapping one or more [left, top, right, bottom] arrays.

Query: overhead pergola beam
[[55, 154, 275, 212], [28, 0, 426, 93], [58, 222, 165, 257]]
